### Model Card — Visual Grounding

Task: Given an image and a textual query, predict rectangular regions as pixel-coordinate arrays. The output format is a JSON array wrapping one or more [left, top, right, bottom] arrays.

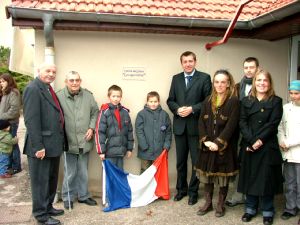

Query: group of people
[[6, 50, 299, 225]]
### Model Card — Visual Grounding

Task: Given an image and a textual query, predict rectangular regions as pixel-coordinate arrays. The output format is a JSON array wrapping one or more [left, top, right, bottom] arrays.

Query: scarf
[[239, 76, 253, 100]]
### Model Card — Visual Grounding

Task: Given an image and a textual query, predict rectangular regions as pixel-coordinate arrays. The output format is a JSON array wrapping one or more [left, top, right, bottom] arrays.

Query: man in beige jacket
[[57, 71, 99, 210]]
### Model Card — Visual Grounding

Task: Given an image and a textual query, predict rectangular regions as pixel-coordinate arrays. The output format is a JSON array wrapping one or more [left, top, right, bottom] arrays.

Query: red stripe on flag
[[95, 109, 103, 154], [153, 150, 170, 200]]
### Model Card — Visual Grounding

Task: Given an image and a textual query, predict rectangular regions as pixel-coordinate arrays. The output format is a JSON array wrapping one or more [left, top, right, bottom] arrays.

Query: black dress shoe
[[78, 197, 97, 206], [64, 201, 73, 210], [242, 213, 255, 222], [48, 208, 64, 216], [280, 212, 295, 220], [263, 216, 273, 225], [188, 196, 198, 205], [38, 217, 61, 225], [174, 193, 187, 201]]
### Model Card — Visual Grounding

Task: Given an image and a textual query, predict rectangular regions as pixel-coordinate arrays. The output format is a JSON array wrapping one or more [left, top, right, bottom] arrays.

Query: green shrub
[[0, 46, 33, 95]]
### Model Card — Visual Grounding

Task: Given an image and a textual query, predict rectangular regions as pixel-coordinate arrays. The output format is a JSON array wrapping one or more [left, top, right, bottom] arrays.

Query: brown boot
[[215, 186, 228, 217], [197, 183, 214, 216]]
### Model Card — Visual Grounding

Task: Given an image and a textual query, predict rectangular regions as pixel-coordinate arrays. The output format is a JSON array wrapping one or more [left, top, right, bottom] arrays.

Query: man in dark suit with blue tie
[[23, 63, 65, 225], [167, 51, 212, 205]]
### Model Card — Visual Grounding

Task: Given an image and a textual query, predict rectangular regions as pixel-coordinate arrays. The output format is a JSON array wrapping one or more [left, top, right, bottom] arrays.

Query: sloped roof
[[9, 0, 297, 21], [5, 0, 300, 41]]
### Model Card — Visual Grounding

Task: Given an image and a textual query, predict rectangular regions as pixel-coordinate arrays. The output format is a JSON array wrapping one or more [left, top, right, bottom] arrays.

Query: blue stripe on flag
[[103, 160, 131, 212]]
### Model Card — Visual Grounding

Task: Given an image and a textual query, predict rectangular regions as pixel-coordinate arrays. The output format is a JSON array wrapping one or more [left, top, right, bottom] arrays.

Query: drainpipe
[[42, 13, 55, 65], [205, 0, 254, 50], [42, 13, 57, 93]]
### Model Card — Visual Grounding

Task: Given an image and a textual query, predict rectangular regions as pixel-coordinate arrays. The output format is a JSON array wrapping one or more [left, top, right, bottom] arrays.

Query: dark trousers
[[27, 156, 60, 222], [175, 131, 199, 197], [245, 194, 274, 217], [9, 123, 21, 171]]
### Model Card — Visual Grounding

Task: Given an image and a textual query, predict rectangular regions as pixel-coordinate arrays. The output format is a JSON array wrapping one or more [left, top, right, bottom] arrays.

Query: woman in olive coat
[[237, 70, 283, 225], [196, 70, 239, 217]]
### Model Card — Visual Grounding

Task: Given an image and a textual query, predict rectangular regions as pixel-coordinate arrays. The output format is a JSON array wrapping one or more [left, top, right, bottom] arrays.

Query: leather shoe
[[241, 213, 255, 222], [280, 212, 295, 220], [48, 208, 64, 216], [78, 197, 97, 206], [38, 217, 61, 225], [225, 200, 244, 207], [188, 196, 198, 205], [0, 173, 12, 178], [174, 193, 187, 201], [64, 201, 73, 210], [263, 216, 273, 225]]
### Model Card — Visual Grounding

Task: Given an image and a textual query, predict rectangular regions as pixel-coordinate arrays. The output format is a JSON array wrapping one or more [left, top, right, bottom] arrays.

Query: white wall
[[34, 30, 289, 195], [0, 0, 13, 47]]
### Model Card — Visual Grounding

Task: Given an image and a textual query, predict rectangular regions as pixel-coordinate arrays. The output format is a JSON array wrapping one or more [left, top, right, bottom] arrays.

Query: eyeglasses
[[68, 79, 81, 83]]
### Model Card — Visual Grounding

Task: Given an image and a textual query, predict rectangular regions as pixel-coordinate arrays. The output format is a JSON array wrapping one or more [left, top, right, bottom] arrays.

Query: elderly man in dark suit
[[167, 51, 211, 205], [23, 62, 65, 225]]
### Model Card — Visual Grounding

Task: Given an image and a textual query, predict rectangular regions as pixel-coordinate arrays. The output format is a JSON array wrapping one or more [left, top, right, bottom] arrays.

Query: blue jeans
[[245, 194, 274, 217], [0, 152, 10, 175], [9, 123, 21, 171]]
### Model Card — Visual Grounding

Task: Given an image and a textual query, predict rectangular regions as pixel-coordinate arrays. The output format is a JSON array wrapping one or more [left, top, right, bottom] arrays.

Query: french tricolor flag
[[102, 150, 170, 212]]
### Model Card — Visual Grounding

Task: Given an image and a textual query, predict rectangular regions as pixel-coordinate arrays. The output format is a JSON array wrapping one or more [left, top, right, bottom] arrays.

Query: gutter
[[6, 1, 300, 31], [5, 7, 246, 30]]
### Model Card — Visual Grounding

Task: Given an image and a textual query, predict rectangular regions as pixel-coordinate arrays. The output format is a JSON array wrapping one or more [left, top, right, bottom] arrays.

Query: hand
[[204, 141, 213, 147], [126, 151, 132, 158], [252, 139, 263, 150], [85, 128, 94, 141], [209, 142, 218, 151], [279, 142, 288, 151], [99, 154, 105, 160], [246, 147, 254, 152], [35, 149, 46, 160], [177, 106, 193, 117], [204, 141, 218, 151]]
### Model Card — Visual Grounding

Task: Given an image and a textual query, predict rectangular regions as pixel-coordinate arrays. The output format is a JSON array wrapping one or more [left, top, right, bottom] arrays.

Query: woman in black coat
[[237, 70, 283, 225]]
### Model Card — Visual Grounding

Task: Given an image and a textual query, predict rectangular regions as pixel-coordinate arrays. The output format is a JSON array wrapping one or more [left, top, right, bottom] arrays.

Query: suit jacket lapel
[[36, 78, 59, 111], [179, 73, 186, 91]]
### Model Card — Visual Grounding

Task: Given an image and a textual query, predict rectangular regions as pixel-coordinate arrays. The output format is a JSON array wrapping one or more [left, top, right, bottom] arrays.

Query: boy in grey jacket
[[135, 91, 172, 173], [95, 85, 134, 169]]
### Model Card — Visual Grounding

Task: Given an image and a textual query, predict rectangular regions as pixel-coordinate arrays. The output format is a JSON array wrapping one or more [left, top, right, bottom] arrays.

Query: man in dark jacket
[[23, 63, 65, 225], [167, 51, 211, 205], [225, 57, 259, 208]]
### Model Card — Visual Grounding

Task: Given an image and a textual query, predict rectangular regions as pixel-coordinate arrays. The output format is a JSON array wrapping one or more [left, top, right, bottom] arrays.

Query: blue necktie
[[186, 76, 192, 88]]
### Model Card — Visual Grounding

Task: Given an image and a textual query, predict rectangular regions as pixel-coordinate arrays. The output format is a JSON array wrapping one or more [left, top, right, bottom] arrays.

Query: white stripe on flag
[[128, 165, 158, 207]]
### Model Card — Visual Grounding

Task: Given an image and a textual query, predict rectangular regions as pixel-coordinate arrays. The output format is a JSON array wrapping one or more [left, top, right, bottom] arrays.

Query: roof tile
[[8, 0, 298, 21]]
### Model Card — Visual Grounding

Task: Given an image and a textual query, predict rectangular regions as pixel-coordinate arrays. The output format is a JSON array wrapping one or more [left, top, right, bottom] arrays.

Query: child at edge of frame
[[278, 80, 300, 225], [0, 119, 18, 178]]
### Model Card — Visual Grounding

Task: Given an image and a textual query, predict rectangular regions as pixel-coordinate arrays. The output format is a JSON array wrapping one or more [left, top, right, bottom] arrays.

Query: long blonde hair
[[250, 69, 275, 100], [209, 69, 236, 113]]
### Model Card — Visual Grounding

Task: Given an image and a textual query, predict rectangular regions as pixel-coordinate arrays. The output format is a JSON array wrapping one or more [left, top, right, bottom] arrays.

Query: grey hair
[[65, 70, 80, 80]]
